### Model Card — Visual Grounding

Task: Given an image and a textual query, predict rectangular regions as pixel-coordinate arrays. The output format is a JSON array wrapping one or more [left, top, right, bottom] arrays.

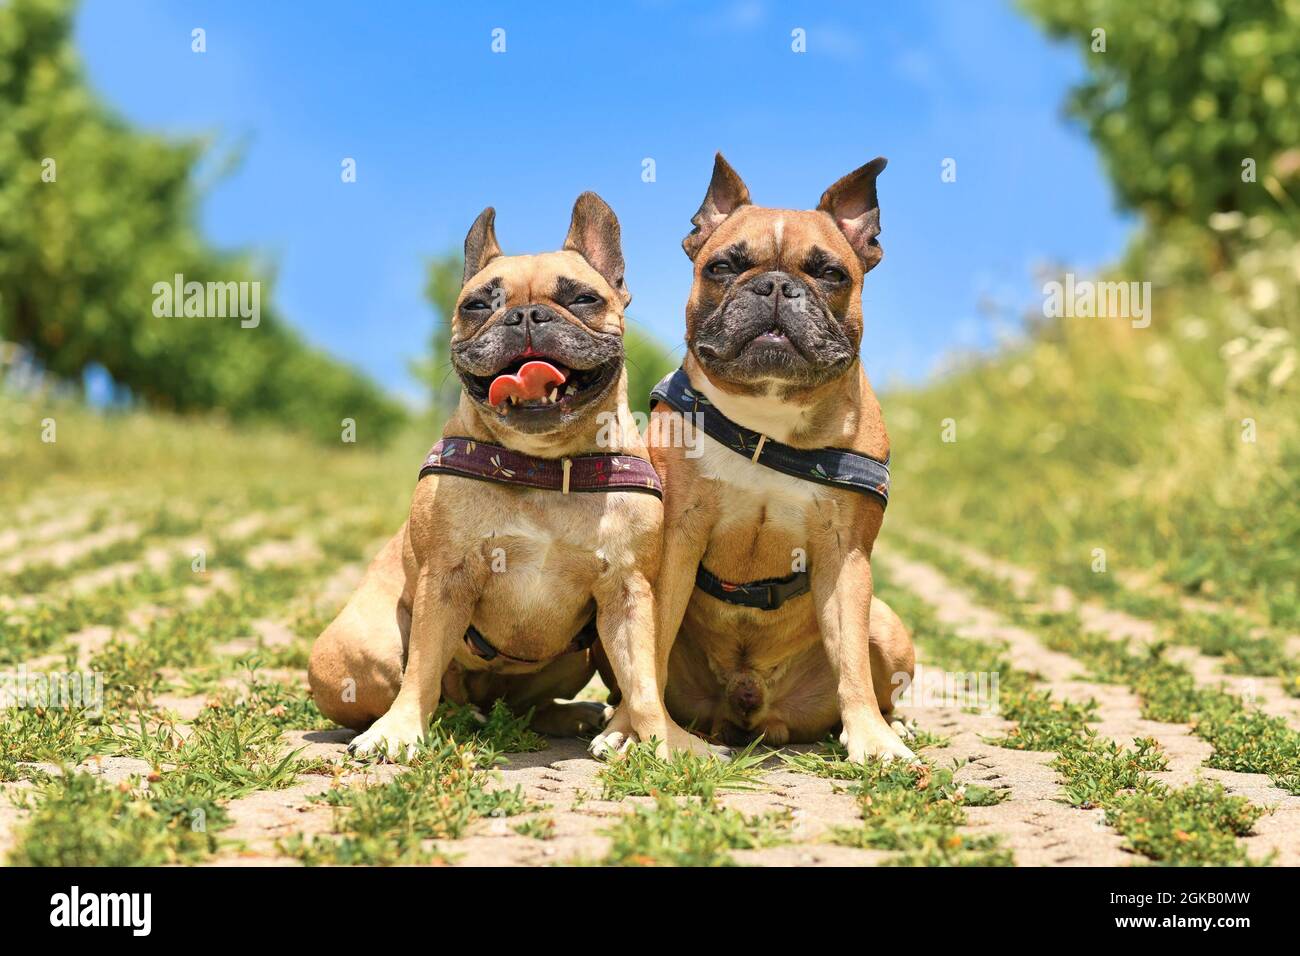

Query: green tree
[[622, 323, 677, 414], [1020, 0, 1300, 232], [409, 250, 464, 418], [0, 0, 405, 443]]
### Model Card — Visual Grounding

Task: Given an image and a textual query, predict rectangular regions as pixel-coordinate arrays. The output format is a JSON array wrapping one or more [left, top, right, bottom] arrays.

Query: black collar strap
[[650, 367, 890, 507], [464, 618, 598, 666], [695, 566, 809, 611]]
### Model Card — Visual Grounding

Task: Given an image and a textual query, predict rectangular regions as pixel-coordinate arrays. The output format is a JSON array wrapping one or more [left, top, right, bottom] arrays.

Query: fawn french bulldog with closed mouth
[[649, 153, 917, 763]]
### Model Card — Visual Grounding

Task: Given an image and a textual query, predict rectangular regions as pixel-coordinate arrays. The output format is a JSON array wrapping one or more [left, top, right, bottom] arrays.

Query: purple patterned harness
[[418, 437, 662, 664]]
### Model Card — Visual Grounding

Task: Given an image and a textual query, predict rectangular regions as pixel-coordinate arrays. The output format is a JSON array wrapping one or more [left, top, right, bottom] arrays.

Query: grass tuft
[[9, 770, 220, 866], [600, 794, 790, 866], [281, 738, 529, 866], [597, 739, 769, 801]]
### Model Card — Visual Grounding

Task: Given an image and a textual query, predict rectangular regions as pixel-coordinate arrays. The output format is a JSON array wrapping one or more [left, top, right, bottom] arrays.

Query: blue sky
[[76, 0, 1132, 404]]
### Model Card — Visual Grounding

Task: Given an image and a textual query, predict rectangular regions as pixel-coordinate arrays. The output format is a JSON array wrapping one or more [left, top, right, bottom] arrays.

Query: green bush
[[889, 1, 1300, 625], [1020, 0, 1300, 234], [0, 0, 405, 443]]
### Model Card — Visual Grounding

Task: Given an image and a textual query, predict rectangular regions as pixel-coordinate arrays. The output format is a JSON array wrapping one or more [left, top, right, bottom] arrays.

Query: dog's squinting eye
[[570, 294, 600, 306], [706, 261, 734, 278], [462, 299, 492, 311], [819, 267, 848, 284]]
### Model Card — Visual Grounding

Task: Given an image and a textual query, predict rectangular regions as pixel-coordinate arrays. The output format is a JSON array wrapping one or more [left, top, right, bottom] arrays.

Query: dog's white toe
[[588, 730, 629, 759]]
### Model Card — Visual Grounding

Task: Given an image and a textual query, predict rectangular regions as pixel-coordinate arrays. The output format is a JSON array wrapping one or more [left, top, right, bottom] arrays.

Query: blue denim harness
[[650, 367, 891, 611]]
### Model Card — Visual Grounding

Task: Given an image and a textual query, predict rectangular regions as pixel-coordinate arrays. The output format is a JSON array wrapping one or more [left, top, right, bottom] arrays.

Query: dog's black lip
[[697, 326, 809, 365], [743, 331, 799, 353]]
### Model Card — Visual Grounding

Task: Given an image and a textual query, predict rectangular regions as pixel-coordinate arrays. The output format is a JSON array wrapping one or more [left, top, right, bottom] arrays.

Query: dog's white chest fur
[[697, 433, 826, 534], [485, 512, 561, 603], [693, 379, 827, 533], [699, 383, 812, 444]]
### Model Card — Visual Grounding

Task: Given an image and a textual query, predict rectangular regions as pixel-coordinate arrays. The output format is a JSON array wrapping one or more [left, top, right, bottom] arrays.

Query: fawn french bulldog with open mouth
[[308, 194, 708, 759], [648, 154, 916, 762]]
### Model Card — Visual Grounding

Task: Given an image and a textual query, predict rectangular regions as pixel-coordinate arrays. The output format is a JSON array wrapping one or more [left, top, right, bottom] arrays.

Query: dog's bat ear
[[818, 157, 887, 273], [564, 191, 631, 308], [463, 206, 503, 286], [683, 152, 751, 260]]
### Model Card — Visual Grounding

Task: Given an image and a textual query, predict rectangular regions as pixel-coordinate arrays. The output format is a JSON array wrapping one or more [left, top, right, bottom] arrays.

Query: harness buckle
[[766, 571, 810, 608], [696, 565, 810, 611]]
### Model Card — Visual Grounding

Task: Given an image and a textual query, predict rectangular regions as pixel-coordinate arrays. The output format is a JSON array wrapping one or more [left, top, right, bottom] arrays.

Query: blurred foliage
[[0, 0, 405, 443], [622, 322, 678, 415], [412, 250, 676, 418], [1020, 0, 1300, 237], [408, 250, 463, 419], [887, 224, 1300, 625], [891, 1, 1300, 626]]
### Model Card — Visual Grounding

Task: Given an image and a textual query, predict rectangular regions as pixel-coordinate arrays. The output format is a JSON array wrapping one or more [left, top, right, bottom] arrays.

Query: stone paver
[[878, 548, 1300, 866]]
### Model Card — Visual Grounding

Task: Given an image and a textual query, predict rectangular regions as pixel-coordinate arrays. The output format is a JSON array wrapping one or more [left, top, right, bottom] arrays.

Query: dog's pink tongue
[[487, 360, 567, 407]]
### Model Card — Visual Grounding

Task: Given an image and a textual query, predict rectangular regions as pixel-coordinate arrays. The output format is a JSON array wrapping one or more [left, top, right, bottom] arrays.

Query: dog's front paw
[[588, 705, 729, 760], [662, 722, 730, 759], [347, 712, 426, 762], [587, 703, 634, 759], [889, 717, 918, 742], [840, 723, 916, 765]]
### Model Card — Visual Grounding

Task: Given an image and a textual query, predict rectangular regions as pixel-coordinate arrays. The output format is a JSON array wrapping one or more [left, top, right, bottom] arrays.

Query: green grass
[[894, 538, 1300, 794], [200, 673, 336, 732], [8, 770, 221, 866], [139, 712, 306, 799], [989, 690, 1099, 751], [599, 795, 791, 866], [884, 221, 1300, 627], [431, 700, 548, 755], [1105, 783, 1265, 866], [281, 739, 531, 866], [994, 679, 1267, 865], [1052, 734, 1169, 809], [512, 815, 557, 840], [0, 705, 115, 768], [596, 739, 769, 800], [0, 400, 431, 864], [899, 534, 1300, 694], [0, 591, 129, 665], [0, 505, 210, 595], [878, 562, 1272, 865], [786, 751, 1012, 867]]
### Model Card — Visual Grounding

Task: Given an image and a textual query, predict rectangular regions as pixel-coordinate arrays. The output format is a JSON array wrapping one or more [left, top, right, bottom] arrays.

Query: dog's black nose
[[749, 272, 802, 299], [503, 305, 554, 327]]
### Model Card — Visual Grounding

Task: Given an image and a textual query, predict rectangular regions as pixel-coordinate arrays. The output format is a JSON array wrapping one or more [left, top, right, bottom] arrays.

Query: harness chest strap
[[419, 437, 662, 498], [649, 367, 891, 504], [650, 367, 892, 612], [463, 619, 598, 665], [417, 436, 660, 664]]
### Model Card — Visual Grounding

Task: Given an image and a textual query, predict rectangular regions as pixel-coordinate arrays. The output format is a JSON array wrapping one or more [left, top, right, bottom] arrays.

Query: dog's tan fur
[[309, 195, 708, 759], [650, 155, 916, 762]]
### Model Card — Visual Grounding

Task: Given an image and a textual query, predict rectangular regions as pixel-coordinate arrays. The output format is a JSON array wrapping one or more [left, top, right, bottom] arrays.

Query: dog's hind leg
[[487, 651, 611, 738], [868, 595, 915, 717], [528, 699, 614, 737], [308, 527, 410, 730]]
